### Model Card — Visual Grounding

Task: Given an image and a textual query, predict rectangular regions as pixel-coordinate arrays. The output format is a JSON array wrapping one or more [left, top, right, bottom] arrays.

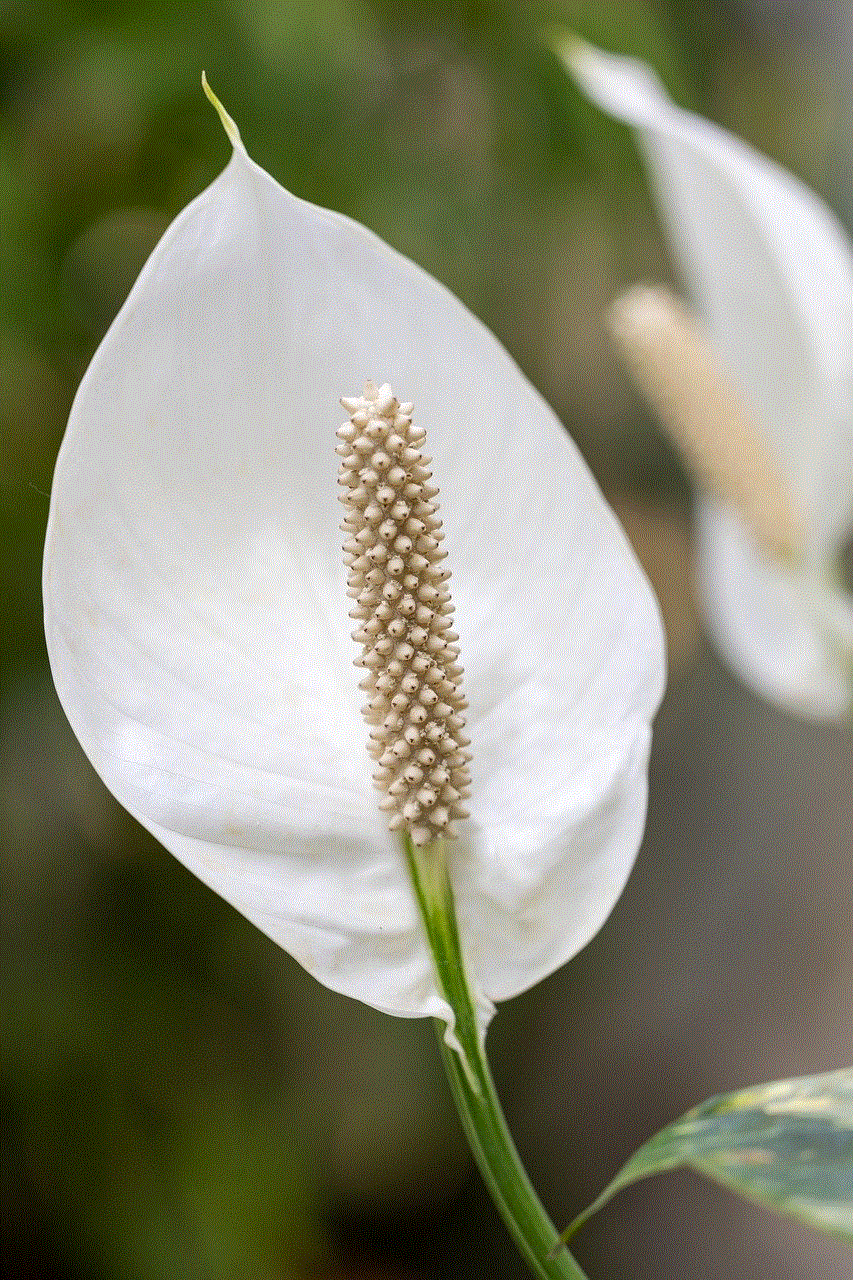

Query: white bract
[[43, 87, 664, 1026], [562, 40, 853, 718]]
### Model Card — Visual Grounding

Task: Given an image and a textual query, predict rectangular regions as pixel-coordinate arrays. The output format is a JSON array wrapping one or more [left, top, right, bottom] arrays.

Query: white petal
[[564, 41, 853, 555], [44, 117, 664, 1018], [697, 501, 853, 719]]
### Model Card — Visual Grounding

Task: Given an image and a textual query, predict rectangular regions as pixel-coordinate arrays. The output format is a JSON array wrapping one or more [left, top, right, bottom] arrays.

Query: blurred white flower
[[562, 40, 853, 717], [43, 86, 664, 1025]]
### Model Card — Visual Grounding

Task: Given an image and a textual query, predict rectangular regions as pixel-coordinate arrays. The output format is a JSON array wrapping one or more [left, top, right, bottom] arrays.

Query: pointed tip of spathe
[[201, 71, 244, 151], [543, 26, 589, 73]]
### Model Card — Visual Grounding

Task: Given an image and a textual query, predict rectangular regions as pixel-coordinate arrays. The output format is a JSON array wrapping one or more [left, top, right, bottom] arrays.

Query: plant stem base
[[403, 834, 589, 1280]]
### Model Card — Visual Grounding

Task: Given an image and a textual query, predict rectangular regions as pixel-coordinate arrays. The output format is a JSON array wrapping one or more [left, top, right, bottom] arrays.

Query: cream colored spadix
[[338, 381, 471, 846], [609, 286, 802, 562], [43, 84, 665, 1023]]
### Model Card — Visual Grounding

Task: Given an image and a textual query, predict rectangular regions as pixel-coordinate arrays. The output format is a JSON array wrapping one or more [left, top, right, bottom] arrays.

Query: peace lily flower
[[43, 82, 664, 1037], [560, 40, 853, 718]]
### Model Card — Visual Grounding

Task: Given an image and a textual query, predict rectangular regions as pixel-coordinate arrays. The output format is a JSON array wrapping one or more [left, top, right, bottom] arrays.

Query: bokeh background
[[2, 1, 851, 1277]]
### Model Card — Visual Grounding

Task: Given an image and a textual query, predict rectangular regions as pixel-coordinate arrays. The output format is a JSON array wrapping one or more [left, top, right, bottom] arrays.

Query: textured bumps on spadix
[[337, 382, 472, 847]]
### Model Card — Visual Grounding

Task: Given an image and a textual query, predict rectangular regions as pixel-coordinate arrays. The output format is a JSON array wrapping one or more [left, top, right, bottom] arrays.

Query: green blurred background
[[2, 1, 851, 1277]]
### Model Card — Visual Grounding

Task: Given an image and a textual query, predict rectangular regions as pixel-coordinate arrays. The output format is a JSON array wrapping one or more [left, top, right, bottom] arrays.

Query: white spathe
[[562, 40, 853, 718], [43, 90, 665, 1025]]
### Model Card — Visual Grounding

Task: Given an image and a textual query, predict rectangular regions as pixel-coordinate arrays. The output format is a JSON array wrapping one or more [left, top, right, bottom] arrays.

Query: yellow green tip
[[201, 71, 242, 149], [542, 27, 587, 70]]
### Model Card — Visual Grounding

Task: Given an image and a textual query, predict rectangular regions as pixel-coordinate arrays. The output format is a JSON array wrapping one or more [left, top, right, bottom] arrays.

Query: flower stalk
[[404, 833, 590, 1280]]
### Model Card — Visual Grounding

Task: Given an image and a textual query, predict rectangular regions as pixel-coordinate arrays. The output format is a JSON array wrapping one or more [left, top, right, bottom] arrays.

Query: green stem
[[403, 834, 589, 1280]]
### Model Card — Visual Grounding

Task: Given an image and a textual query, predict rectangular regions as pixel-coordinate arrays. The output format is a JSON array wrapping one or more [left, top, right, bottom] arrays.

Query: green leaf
[[557, 1070, 853, 1249]]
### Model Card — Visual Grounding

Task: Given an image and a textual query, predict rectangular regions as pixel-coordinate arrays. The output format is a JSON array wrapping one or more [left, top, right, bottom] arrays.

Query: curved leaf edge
[[552, 1069, 853, 1254]]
